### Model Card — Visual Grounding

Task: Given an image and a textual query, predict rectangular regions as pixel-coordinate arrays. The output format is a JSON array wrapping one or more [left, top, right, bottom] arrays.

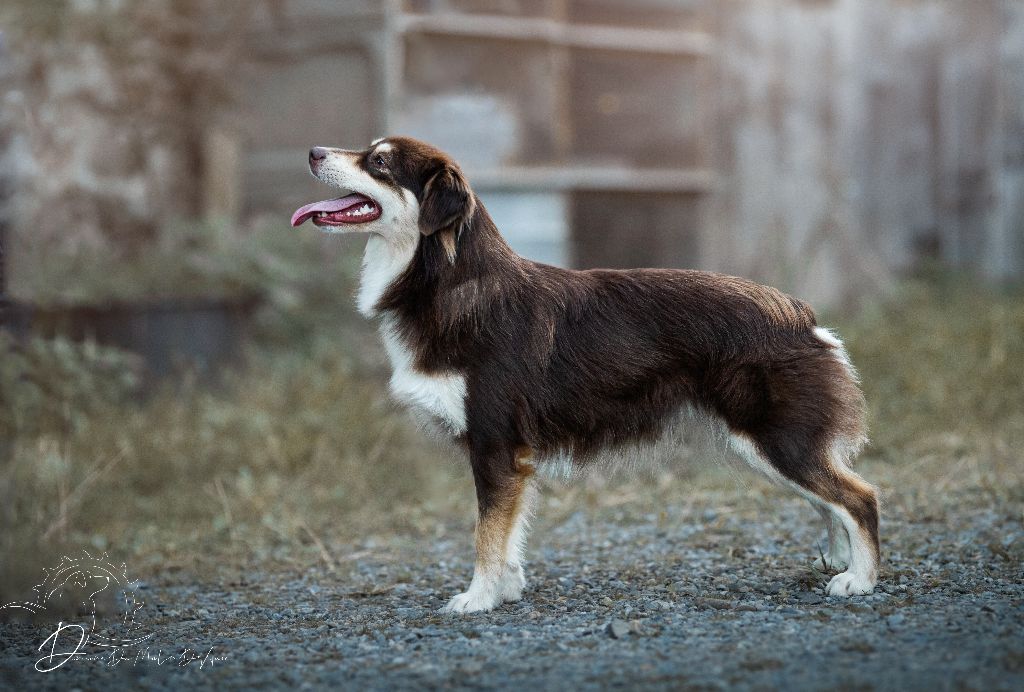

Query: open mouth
[[290, 192, 382, 227]]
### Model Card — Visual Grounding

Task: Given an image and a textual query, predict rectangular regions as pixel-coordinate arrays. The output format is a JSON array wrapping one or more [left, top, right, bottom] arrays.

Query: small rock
[[696, 597, 732, 610], [607, 619, 630, 639], [675, 584, 700, 597]]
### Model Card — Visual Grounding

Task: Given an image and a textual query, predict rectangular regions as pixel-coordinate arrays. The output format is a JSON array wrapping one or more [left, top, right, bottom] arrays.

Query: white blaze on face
[[295, 143, 423, 316], [309, 147, 416, 243]]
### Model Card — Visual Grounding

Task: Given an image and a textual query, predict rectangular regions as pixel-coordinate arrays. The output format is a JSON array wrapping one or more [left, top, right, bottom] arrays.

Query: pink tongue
[[291, 193, 372, 227]]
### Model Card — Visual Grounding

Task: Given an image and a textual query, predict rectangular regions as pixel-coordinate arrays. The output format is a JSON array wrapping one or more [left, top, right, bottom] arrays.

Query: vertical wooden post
[[549, 0, 573, 161], [202, 127, 242, 223], [988, 0, 1024, 278], [0, 213, 7, 327], [549, 0, 574, 265], [0, 35, 9, 326], [380, 0, 405, 136]]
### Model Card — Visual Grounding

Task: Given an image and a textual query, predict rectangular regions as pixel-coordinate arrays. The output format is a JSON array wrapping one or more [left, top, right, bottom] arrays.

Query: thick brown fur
[[304, 136, 879, 608]]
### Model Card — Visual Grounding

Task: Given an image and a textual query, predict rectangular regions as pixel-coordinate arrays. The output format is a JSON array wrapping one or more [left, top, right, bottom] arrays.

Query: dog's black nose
[[309, 146, 328, 163]]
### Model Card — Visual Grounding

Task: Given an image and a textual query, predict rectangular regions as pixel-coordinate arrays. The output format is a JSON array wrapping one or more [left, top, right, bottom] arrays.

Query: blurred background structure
[[241, 0, 1024, 306], [1, 0, 1022, 318]]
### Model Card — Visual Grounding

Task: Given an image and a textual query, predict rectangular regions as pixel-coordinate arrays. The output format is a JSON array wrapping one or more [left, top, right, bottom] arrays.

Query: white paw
[[440, 565, 528, 614], [825, 571, 875, 597], [813, 554, 850, 572], [498, 565, 525, 602], [440, 589, 500, 614]]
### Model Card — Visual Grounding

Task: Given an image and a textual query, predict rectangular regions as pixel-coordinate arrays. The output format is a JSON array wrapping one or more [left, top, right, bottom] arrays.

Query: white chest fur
[[357, 233, 416, 317], [359, 234, 468, 436], [380, 315, 468, 436]]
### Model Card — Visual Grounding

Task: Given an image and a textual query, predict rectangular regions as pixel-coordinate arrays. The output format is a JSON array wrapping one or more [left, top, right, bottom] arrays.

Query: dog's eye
[[374, 154, 387, 168]]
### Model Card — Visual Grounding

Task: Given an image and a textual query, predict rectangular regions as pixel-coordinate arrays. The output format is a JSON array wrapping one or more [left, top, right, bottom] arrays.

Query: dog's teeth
[[339, 203, 374, 218]]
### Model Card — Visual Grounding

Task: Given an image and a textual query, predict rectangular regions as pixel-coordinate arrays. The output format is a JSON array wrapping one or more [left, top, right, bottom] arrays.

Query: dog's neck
[[359, 198, 521, 319], [357, 232, 419, 318], [360, 199, 525, 372]]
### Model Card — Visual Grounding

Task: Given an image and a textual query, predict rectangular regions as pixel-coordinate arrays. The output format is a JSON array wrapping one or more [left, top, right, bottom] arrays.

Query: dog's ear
[[419, 164, 474, 237]]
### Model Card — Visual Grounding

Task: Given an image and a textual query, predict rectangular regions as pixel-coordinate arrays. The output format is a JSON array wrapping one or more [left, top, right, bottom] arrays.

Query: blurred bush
[[14, 218, 358, 309], [9, 218, 368, 378], [0, 333, 141, 439]]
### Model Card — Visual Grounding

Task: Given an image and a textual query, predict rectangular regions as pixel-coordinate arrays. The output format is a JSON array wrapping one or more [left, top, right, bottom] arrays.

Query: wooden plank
[[466, 165, 716, 192], [572, 192, 702, 270], [247, 14, 383, 60], [937, 0, 1002, 270], [991, 0, 1024, 277], [202, 129, 242, 222], [247, 149, 715, 192], [396, 12, 714, 57], [549, 0, 573, 160], [380, 0, 404, 134]]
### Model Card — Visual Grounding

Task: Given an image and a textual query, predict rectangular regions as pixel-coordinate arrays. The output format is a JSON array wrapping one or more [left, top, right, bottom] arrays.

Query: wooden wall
[[231, 0, 1024, 306], [708, 0, 1024, 305]]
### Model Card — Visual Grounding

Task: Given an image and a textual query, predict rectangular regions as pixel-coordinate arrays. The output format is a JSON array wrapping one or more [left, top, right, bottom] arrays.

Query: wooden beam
[[396, 13, 713, 57], [380, 0, 404, 134], [467, 165, 716, 193], [247, 149, 714, 193]]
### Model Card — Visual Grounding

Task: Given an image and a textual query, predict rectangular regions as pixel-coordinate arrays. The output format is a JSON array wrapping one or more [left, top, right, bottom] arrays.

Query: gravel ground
[[2, 488, 1022, 691]]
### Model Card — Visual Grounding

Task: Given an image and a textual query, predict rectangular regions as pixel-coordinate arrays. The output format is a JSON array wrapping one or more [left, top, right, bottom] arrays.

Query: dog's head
[[291, 136, 475, 252]]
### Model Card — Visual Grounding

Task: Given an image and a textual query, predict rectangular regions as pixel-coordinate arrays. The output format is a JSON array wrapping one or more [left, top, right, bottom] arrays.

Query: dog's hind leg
[[729, 433, 879, 596], [811, 502, 851, 572], [441, 445, 538, 614], [815, 466, 879, 596]]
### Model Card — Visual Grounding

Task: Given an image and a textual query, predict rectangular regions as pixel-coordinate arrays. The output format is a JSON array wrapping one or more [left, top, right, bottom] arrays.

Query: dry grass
[[843, 278, 1024, 516], [2, 277, 1022, 601], [0, 339, 470, 598]]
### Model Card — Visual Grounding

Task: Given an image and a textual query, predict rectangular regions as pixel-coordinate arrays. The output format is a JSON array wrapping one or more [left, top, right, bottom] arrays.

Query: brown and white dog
[[291, 136, 880, 613]]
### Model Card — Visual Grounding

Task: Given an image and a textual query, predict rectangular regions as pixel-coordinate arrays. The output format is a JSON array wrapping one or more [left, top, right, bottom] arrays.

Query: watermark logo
[[1, 550, 226, 672]]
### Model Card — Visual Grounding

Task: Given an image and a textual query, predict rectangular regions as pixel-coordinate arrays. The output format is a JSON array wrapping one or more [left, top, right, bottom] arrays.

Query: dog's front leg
[[441, 445, 537, 614]]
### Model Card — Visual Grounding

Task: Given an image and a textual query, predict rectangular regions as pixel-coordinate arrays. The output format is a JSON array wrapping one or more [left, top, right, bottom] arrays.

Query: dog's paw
[[813, 553, 849, 572], [825, 571, 875, 597], [498, 565, 526, 602], [440, 589, 500, 614]]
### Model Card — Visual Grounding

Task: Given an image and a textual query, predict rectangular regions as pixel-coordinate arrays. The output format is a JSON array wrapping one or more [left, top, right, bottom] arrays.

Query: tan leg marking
[[441, 448, 538, 614]]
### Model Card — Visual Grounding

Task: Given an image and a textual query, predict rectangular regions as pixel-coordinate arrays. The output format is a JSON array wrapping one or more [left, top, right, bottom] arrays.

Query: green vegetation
[[12, 220, 362, 309], [2, 277, 1022, 601]]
